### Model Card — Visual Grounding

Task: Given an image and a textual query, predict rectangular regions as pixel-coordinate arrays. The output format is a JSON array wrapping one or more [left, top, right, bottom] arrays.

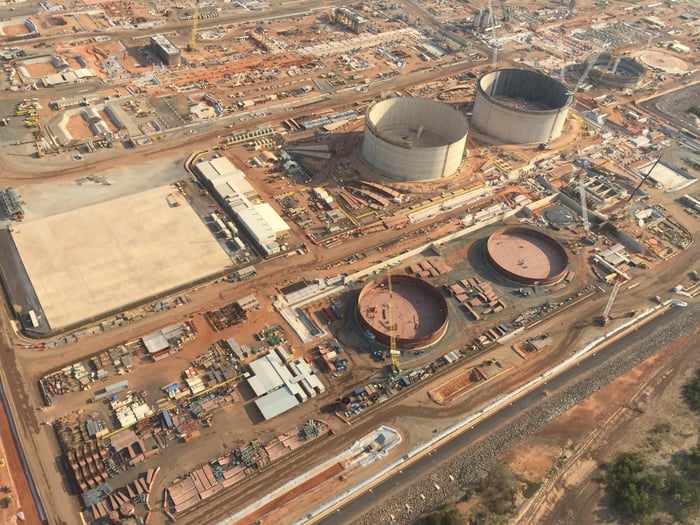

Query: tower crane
[[188, 0, 200, 52], [577, 170, 590, 237], [597, 276, 622, 326], [387, 268, 401, 377], [499, 0, 509, 22], [487, 0, 498, 70]]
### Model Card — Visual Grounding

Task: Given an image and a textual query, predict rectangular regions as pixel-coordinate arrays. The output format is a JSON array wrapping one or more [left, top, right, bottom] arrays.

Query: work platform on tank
[[7, 186, 233, 332]]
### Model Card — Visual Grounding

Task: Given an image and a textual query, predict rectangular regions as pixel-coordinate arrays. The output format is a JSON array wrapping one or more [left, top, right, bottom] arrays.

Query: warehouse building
[[247, 347, 325, 420], [1, 186, 233, 335], [196, 157, 290, 255]]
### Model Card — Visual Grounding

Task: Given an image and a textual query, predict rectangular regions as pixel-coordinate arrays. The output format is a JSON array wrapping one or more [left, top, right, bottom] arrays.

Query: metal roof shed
[[255, 387, 299, 420], [247, 358, 284, 396], [142, 332, 169, 354]]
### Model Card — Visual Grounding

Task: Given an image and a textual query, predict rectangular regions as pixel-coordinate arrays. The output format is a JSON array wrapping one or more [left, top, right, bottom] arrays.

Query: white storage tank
[[361, 97, 468, 181], [472, 69, 573, 144]]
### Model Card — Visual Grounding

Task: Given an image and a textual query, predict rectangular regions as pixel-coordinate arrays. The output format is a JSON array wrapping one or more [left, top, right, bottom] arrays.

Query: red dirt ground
[[0, 389, 43, 524], [65, 114, 95, 140], [0, 24, 30, 37], [20, 61, 58, 78]]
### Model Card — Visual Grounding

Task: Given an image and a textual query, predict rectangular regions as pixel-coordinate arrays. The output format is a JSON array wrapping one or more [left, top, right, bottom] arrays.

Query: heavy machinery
[[597, 276, 622, 326], [387, 268, 402, 377], [188, 0, 199, 52]]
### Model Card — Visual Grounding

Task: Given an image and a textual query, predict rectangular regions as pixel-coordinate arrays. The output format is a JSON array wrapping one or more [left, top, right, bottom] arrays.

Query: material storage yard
[[0, 1, 699, 524]]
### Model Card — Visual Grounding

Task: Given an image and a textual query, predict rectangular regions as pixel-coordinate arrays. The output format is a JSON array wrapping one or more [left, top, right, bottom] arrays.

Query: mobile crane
[[597, 276, 622, 326]]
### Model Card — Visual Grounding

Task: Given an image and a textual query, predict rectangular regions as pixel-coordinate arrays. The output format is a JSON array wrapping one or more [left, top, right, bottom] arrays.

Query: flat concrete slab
[[11, 186, 233, 331]]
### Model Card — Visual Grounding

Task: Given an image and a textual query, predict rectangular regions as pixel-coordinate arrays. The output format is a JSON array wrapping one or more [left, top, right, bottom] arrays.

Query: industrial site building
[[0, 186, 232, 335], [334, 7, 367, 34], [247, 347, 325, 420], [150, 34, 180, 66], [196, 157, 290, 255]]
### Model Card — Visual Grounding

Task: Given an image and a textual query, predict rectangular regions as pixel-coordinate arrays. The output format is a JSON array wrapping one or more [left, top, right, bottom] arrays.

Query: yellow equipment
[[387, 268, 401, 377], [188, 0, 199, 51]]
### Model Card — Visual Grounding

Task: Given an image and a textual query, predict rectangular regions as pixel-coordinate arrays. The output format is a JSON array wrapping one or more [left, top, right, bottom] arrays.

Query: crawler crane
[[597, 276, 622, 326]]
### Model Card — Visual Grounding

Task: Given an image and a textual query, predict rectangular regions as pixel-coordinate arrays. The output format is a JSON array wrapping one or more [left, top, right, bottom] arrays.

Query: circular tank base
[[356, 274, 449, 349], [485, 227, 569, 285]]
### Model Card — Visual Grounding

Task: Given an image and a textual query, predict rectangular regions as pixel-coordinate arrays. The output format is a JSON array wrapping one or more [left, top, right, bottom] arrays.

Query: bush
[[522, 479, 542, 499], [606, 452, 662, 520], [418, 507, 464, 525], [682, 369, 700, 412], [478, 465, 517, 515]]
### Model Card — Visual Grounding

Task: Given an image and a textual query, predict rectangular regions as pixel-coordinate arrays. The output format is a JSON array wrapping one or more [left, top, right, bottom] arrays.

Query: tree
[[682, 369, 700, 413], [606, 452, 662, 520], [418, 507, 464, 525], [478, 464, 517, 516]]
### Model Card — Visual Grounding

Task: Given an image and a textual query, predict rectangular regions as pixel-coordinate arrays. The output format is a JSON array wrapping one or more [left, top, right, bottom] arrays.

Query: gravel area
[[350, 304, 700, 525]]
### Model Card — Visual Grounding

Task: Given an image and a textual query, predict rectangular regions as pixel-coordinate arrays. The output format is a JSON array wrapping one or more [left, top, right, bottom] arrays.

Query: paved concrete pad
[[11, 186, 233, 331]]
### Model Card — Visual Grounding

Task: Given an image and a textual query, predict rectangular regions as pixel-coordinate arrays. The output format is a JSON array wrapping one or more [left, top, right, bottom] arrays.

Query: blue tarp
[[161, 408, 174, 430]]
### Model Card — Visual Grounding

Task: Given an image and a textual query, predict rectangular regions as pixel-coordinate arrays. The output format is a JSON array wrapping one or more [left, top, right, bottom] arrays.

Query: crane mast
[[188, 0, 199, 51], [578, 170, 590, 236], [387, 269, 401, 377], [488, 0, 498, 70], [599, 276, 622, 325], [572, 44, 608, 93]]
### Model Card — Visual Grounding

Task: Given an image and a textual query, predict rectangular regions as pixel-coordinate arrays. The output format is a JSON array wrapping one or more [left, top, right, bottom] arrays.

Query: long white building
[[196, 157, 290, 255]]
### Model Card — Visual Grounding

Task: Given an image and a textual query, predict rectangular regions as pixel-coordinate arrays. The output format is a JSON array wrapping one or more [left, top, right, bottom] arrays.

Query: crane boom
[[573, 45, 607, 93], [600, 277, 622, 324], [189, 0, 199, 51], [488, 0, 498, 70], [578, 170, 590, 235], [387, 269, 401, 376], [500, 0, 509, 22]]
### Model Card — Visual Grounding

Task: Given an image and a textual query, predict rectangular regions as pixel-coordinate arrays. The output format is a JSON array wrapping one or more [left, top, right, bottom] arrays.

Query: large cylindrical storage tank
[[361, 97, 468, 181], [485, 227, 569, 285], [586, 53, 646, 89], [356, 274, 449, 349], [472, 69, 573, 144]]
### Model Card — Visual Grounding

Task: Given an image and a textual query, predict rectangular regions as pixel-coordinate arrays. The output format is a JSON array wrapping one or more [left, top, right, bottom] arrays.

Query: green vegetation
[[689, 105, 700, 118], [682, 369, 700, 412], [417, 507, 464, 525], [603, 370, 700, 522], [521, 479, 542, 499], [478, 464, 517, 515], [465, 464, 518, 524], [605, 452, 662, 520]]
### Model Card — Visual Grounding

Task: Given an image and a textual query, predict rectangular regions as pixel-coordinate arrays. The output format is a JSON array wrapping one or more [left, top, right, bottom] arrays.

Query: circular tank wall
[[586, 53, 646, 89], [361, 97, 468, 181], [472, 69, 573, 144], [485, 227, 569, 285], [356, 274, 449, 349]]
